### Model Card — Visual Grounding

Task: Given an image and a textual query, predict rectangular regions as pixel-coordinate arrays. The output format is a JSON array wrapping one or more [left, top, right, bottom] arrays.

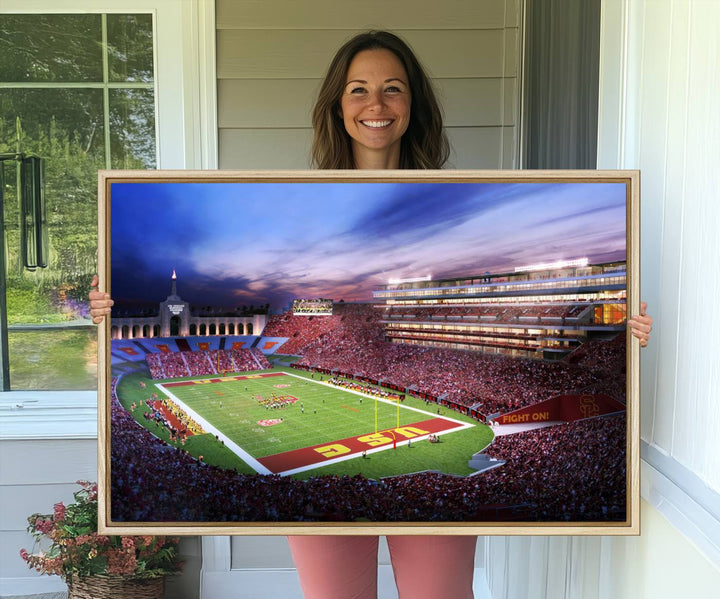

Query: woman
[[310, 30, 448, 170], [291, 31, 478, 599], [90, 30, 653, 599]]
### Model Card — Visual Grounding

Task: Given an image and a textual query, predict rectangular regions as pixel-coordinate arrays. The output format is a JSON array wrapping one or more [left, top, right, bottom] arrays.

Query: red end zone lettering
[[257, 418, 465, 474], [163, 372, 287, 387]]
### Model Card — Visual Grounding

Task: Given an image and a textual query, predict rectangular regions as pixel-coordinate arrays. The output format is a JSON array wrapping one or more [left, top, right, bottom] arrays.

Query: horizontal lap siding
[[216, 0, 515, 30], [217, 30, 510, 79], [216, 0, 521, 169], [0, 439, 97, 580]]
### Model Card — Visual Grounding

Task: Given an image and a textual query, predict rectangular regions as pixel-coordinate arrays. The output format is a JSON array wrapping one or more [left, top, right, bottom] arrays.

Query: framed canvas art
[[97, 170, 640, 535]]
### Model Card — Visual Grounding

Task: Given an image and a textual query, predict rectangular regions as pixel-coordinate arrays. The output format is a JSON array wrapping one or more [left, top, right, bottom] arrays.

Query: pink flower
[[34, 518, 54, 535], [53, 502, 66, 522], [21, 482, 180, 580], [42, 557, 64, 576], [75, 480, 98, 500], [107, 548, 137, 576], [121, 537, 135, 549]]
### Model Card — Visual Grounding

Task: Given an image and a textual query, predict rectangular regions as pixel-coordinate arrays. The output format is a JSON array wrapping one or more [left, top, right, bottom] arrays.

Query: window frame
[[0, 0, 217, 435]]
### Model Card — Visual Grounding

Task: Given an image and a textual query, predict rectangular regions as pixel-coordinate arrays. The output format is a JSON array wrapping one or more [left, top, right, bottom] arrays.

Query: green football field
[[114, 367, 494, 480]]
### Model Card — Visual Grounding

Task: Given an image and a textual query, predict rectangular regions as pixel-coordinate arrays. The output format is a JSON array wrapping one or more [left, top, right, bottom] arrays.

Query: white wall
[[609, 0, 719, 492], [486, 0, 720, 596]]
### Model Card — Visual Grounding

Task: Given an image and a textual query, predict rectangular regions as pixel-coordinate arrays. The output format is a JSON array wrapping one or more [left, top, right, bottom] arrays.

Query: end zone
[[258, 417, 473, 476]]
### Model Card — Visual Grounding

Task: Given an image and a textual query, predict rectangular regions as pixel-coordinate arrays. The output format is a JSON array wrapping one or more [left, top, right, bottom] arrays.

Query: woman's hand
[[628, 301, 652, 348], [89, 274, 113, 324]]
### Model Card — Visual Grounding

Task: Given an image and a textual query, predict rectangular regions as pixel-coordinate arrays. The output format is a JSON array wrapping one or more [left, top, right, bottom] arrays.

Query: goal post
[[374, 395, 401, 433]]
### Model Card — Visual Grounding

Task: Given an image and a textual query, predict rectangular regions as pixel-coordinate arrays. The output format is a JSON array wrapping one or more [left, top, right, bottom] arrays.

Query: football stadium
[[110, 261, 627, 524], [108, 179, 629, 524]]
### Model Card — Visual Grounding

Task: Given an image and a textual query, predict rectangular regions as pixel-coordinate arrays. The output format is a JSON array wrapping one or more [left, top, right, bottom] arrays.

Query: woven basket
[[67, 575, 164, 599]]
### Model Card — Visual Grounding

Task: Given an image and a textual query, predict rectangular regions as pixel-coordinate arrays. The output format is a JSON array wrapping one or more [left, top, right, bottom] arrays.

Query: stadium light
[[514, 257, 588, 273], [388, 275, 432, 285]]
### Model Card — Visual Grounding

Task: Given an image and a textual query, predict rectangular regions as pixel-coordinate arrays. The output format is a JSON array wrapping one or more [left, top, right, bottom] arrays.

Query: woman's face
[[340, 49, 411, 166]]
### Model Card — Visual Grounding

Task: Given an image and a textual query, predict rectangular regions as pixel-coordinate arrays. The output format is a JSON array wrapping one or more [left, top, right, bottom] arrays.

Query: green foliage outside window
[[0, 13, 155, 389]]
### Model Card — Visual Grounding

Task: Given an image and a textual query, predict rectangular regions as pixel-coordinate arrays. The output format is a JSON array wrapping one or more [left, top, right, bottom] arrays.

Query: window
[[1, 13, 156, 390]]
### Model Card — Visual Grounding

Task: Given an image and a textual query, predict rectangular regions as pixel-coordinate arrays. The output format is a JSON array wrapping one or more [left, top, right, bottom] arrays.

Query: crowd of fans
[[110, 302, 628, 523], [263, 303, 383, 356], [477, 414, 627, 520], [111, 371, 626, 522], [379, 414, 626, 522], [276, 302, 625, 414], [146, 351, 184, 379], [145, 348, 270, 380], [565, 334, 627, 401], [328, 377, 403, 401]]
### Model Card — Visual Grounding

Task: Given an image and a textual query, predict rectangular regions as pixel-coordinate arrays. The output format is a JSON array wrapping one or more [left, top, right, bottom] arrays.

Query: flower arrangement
[[20, 481, 182, 584]]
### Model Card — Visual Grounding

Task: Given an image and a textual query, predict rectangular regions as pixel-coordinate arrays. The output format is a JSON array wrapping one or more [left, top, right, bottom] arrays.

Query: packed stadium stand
[[261, 302, 625, 418], [373, 261, 627, 360], [262, 303, 381, 356], [111, 375, 625, 522], [145, 347, 270, 380], [110, 335, 283, 367]]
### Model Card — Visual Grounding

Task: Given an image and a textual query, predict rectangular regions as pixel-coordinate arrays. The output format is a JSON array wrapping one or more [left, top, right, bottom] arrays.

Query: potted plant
[[20, 480, 182, 598]]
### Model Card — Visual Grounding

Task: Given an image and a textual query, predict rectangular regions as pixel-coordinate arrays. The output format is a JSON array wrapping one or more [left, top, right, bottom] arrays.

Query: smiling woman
[[340, 49, 412, 169], [311, 30, 448, 170]]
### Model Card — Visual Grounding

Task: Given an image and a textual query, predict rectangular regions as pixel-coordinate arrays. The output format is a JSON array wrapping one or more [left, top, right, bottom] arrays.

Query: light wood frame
[[98, 169, 640, 535]]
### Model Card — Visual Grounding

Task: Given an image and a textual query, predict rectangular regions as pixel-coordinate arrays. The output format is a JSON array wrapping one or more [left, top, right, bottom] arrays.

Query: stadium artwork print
[[97, 170, 640, 536]]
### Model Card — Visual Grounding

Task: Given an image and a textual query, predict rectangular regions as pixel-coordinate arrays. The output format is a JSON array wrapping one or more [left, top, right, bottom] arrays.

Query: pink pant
[[287, 535, 476, 599]]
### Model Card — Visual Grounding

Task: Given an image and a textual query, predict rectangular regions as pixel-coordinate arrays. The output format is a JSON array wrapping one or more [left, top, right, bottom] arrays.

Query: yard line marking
[[279, 371, 468, 426], [163, 371, 286, 387], [155, 383, 273, 475], [156, 370, 475, 477]]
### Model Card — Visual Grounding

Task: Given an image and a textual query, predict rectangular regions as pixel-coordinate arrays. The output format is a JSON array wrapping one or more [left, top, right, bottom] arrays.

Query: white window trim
[[0, 0, 217, 435], [0, 391, 97, 440]]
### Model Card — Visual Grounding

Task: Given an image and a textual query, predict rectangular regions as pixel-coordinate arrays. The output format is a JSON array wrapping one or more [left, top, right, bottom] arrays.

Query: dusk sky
[[110, 181, 627, 312]]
